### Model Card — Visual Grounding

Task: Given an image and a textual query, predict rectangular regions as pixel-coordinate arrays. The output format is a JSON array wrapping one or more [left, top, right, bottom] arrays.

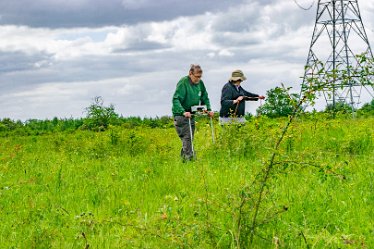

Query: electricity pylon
[[301, 0, 374, 110]]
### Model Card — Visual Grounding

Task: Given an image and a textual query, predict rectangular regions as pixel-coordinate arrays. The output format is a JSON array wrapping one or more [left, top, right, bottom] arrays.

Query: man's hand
[[234, 96, 244, 104], [207, 111, 214, 118], [184, 112, 192, 118]]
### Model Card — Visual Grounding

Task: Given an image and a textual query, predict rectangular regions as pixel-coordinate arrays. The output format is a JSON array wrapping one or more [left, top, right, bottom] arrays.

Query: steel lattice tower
[[302, 0, 374, 109]]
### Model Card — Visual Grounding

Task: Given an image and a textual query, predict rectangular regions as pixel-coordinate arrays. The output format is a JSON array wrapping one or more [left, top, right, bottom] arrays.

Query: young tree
[[256, 86, 299, 118], [84, 96, 119, 131]]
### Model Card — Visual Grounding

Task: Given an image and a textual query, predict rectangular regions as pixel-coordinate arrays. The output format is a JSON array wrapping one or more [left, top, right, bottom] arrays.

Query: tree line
[[0, 89, 373, 136]]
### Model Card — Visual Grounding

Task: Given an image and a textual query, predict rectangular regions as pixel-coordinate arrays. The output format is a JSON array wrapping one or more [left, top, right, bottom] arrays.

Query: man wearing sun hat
[[219, 69, 265, 124]]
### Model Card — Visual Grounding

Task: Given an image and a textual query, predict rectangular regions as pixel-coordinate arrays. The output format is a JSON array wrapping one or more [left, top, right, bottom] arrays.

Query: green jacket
[[172, 76, 212, 116]]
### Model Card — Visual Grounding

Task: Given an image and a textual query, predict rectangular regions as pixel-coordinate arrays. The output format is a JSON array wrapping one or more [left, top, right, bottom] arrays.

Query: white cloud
[[104, 27, 132, 48], [0, 25, 114, 60]]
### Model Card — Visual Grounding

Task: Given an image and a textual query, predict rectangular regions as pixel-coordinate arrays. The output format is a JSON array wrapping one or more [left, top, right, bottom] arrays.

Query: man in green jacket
[[172, 64, 214, 161]]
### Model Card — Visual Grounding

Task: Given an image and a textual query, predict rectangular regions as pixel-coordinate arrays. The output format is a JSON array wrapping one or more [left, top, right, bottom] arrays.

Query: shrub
[[358, 99, 374, 116], [256, 86, 299, 118], [324, 101, 354, 114]]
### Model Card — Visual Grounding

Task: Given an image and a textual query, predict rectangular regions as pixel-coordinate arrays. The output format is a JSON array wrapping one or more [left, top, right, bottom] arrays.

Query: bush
[[357, 99, 374, 116], [0, 118, 22, 131], [256, 86, 299, 118], [324, 101, 354, 114]]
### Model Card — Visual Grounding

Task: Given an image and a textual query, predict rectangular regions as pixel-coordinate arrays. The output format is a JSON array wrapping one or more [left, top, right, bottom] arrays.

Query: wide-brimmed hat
[[229, 70, 247, 82]]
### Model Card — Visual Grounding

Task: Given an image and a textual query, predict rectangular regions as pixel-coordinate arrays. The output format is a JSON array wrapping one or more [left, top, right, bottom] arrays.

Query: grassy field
[[0, 115, 373, 248]]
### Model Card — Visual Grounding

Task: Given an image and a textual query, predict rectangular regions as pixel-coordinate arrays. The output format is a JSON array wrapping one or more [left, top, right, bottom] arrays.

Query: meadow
[[0, 114, 373, 248]]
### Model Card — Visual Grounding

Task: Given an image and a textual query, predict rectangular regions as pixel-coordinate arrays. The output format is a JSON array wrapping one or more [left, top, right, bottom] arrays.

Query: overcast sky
[[0, 0, 373, 120]]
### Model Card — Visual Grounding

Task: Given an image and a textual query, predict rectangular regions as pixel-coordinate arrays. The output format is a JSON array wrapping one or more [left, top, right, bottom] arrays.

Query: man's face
[[189, 71, 202, 84], [233, 79, 242, 86]]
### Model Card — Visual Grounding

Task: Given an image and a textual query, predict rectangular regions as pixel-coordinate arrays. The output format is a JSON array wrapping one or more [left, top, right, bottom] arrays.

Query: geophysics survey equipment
[[188, 104, 215, 158], [234, 96, 260, 116]]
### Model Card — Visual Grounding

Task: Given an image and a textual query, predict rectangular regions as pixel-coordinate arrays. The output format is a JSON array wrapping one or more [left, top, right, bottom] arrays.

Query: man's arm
[[172, 82, 186, 115], [242, 88, 259, 100], [242, 89, 265, 101]]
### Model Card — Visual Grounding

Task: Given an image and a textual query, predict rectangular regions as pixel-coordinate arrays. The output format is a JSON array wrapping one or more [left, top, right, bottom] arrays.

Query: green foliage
[[324, 101, 354, 114], [142, 116, 174, 128], [358, 99, 374, 115], [256, 86, 299, 117], [0, 117, 84, 136], [0, 118, 23, 131], [83, 96, 119, 131], [0, 116, 175, 137]]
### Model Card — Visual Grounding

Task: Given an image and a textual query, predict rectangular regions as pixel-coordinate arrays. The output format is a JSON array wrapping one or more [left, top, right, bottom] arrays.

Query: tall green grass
[[0, 116, 373, 248]]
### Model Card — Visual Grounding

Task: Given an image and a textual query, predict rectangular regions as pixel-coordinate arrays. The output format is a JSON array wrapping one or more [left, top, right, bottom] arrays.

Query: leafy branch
[[237, 55, 373, 247]]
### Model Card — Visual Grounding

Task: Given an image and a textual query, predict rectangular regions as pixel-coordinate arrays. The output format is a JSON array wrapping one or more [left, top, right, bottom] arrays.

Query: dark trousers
[[174, 116, 195, 160]]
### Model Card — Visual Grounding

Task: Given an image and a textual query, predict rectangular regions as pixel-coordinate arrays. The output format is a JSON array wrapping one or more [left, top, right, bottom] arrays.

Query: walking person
[[172, 64, 214, 161], [219, 69, 265, 124]]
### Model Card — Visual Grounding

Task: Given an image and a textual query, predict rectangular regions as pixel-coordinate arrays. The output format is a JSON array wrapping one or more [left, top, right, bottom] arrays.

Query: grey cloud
[[0, 51, 56, 97], [0, 51, 52, 73], [0, 56, 129, 90], [0, 48, 193, 95], [0, 0, 247, 28]]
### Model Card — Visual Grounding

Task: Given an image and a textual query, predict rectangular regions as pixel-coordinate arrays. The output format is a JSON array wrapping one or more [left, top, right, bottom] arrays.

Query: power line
[[293, 0, 315, 11]]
